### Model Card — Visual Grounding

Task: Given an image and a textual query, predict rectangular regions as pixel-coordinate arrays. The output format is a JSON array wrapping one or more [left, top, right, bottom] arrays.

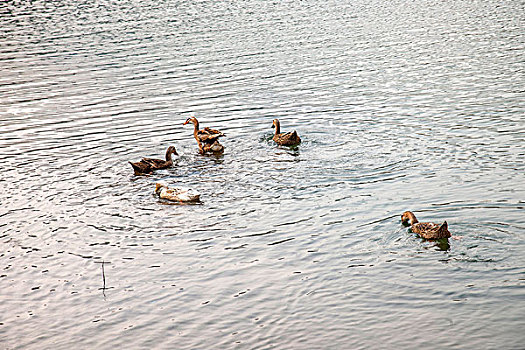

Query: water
[[1, 0, 524, 348]]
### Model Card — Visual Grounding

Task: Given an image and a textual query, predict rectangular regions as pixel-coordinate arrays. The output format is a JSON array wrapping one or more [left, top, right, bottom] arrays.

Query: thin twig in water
[[96, 260, 110, 296], [101, 261, 106, 290]]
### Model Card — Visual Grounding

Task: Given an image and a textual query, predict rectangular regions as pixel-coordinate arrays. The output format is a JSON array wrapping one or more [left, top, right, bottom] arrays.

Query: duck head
[[183, 116, 198, 126], [155, 182, 167, 194], [401, 211, 418, 226], [167, 145, 178, 156]]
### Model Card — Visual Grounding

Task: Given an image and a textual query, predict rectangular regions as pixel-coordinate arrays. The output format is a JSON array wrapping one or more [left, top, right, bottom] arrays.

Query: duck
[[129, 145, 178, 175], [272, 119, 301, 146], [183, 116, 225, 154], [401, 211, 451, 240], [201, 140, 224, 154], [155, 183, 201, 203]]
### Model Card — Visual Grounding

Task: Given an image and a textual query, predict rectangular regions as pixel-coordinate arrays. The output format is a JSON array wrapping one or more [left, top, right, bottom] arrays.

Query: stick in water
[[101, 261, 106, 290]]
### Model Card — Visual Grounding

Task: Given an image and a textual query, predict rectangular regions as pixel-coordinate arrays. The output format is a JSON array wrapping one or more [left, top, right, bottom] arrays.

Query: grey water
[[1, 0, 524, 349]]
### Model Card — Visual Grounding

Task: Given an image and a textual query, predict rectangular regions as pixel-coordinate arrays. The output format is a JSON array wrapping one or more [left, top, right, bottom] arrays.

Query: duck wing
[[412, 222, 450, 239], [274, 131, 301, 146], [175, 188, 201, 202], [159, 187, 201, 202], [142, 157, 170, 169], [203, 127, 225, 136], [197, 128, 224, 144]]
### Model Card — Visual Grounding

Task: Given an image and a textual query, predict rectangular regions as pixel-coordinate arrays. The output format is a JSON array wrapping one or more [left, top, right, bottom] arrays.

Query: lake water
[[1, 0, 524, 349]]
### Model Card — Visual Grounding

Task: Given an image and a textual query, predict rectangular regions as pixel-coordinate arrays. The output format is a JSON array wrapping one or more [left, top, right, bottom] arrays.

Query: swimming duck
[[272, 119, 301, 146], [401, 211, 451, 239], [129, 146, 178, 175], [183, 116, 225, 154], [155, 183, 201, 203], [201, 140, 224, 154]]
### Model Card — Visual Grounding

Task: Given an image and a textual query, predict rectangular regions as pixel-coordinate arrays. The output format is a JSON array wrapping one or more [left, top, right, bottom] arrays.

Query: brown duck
[[129, 145, 178, 175], [401, 211, 451, 239], [272, 119, 301, 146], [183, 116, 225, 154]]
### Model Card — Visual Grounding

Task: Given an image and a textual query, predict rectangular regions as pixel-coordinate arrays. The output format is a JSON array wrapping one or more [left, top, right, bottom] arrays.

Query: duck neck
[[192, 120, 200, 137], [274, 121, 281, 135], [165, 149, 174, 163]]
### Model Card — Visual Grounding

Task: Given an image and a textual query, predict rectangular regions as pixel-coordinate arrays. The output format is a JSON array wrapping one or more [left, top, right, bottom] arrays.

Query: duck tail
[[438, 221, 451, 238], [129, 161, 149, 175]]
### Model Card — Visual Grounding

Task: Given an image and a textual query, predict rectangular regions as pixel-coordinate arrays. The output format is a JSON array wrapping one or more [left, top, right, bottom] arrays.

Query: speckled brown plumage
[[272, 119, 301, 146], [401, 211, 451, 239], [183, 117, 225, 154], [129, 145, 178, 175]]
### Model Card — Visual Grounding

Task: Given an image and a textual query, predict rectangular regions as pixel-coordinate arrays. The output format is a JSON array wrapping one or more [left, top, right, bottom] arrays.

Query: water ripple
[[1, 0, 524, 349]]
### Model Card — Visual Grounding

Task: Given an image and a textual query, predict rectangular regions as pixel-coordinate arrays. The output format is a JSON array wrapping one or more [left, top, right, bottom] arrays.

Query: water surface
[[1, 0, 524, 349]]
